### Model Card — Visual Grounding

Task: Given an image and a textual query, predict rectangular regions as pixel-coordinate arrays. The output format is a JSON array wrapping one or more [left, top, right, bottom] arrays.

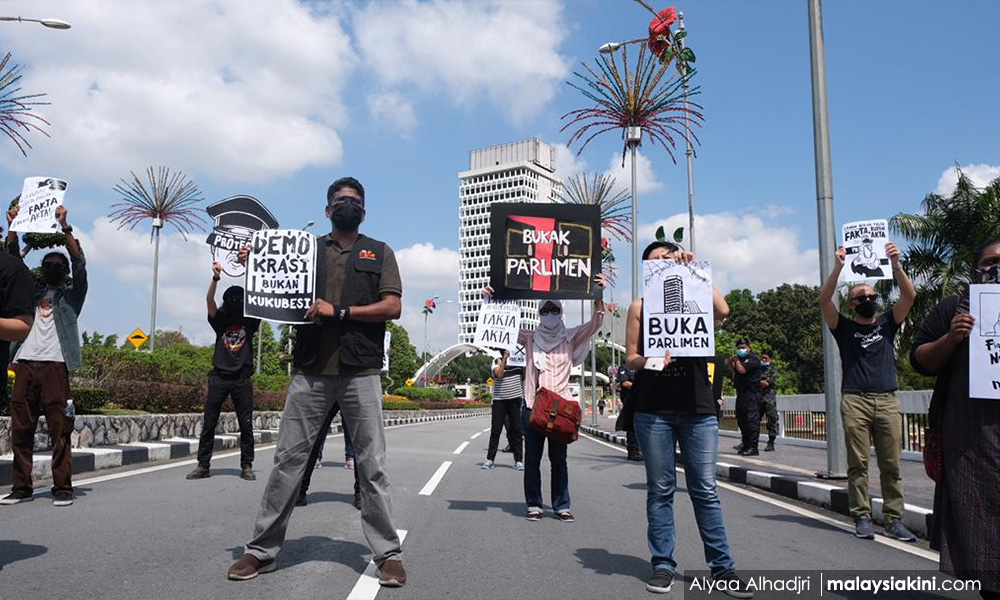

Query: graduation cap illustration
[[205, 195, 279, 248]]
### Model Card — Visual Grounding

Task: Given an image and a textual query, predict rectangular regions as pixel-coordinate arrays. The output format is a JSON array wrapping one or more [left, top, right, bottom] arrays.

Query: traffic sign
[[486, 378, 494, 386], [128, 328, 148, 349]]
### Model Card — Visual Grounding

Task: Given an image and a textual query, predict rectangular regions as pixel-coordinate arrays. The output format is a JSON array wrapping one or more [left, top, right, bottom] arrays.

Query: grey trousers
[[245, 373, 402, 564]]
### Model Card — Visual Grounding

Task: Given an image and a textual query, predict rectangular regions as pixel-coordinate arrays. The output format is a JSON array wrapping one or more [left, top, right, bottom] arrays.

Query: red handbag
[[529, 388, 582, 445], [923, 428, 944, 483]]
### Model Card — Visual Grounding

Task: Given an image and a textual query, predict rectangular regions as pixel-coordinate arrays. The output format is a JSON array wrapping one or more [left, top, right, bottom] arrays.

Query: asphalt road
[[0, 416, 979, 599]]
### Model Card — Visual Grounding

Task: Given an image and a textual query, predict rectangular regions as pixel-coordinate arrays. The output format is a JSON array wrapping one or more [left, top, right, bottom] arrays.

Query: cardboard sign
[[507, 343, 527, 367], [842, 219, 891, 281], [206, 195, 279, 278], [11, 177, 68, 233], [641, 259, 715, 358], [244, 229, 317, 324], [382, 330, 391, 372], [489, 203, 601, 300], [969, 284, 1000, 400], [473, 299, 521, 351]]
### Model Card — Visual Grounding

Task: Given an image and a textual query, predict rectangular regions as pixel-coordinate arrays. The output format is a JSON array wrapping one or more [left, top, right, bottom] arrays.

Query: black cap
[[736, 338, 750, 347], [205, 195, 279, 247]]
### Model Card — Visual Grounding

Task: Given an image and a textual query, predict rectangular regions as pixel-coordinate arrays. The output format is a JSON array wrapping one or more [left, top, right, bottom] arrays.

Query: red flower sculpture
[[648, 6, 677, 57]]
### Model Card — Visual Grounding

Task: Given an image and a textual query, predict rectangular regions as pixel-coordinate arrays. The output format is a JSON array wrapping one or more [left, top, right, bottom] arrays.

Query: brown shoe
[[377, 559, 406, 587], [240, 467, 256, 481], [227, 554, 276, 581], [186, 466, 210, 480]]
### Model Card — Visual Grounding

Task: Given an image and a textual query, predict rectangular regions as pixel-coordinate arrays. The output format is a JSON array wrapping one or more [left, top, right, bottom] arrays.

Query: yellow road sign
[[128, 328, 148, 349], [486, 378, 494, 386]]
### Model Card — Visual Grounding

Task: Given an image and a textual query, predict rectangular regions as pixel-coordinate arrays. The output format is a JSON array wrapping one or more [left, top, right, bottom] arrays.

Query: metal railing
[[719, 390, 932, 452]]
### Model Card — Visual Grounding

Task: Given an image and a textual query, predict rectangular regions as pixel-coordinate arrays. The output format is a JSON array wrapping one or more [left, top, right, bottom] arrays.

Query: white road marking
[[345, 529, 409, 600], [453, 442, 470, 454], [470, 432, 483, 440], [481, 427, 491, 433], [577, 431, 938, 563], [418, 461, 452, 496]]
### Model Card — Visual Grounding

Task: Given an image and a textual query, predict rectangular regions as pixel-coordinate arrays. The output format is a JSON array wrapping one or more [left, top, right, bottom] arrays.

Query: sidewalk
[[582, 416, 935, 539]]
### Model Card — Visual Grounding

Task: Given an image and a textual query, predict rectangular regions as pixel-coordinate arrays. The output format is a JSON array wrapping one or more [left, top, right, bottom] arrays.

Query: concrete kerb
[[0, 409, 489, 488], [580, 424, 934, 539]]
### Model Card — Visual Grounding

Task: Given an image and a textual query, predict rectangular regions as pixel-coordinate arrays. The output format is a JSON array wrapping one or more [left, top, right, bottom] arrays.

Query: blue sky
[[0, 0, 997, 353]]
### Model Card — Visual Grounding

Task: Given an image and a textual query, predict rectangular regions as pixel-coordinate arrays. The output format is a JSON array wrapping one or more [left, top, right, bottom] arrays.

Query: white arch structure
[[412, 343, 494, 386]]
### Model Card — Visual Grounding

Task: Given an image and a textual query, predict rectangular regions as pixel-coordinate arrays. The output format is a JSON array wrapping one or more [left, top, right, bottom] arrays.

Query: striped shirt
[[492, 363, 524, 401]]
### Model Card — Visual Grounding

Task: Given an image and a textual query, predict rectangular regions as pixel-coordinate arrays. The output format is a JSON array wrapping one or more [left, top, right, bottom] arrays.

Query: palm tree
[[0, 52, 50, 156], [890, 169, 1000, 349], [109, 167, 205, 351], [560, 172, 632, 287]]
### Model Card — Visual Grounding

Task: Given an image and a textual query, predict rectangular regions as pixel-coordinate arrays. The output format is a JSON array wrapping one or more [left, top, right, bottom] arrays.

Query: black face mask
[[854, 299, 876, 319], [330, 202, 364, 232], [41, 263, 66, 285], [973, 265, 1000, 284]]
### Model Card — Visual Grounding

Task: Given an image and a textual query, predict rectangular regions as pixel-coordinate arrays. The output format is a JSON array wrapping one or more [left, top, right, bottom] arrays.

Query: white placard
[[641, 259, 715, 358], [507, 343, 527, 367], [11, 177, 67, 233], [969, 284, 1000, 400], [382, 330, 391, 372], [473, 299, 521, 351], [842, 219, 891, 281], [244, 229, 317, 324]]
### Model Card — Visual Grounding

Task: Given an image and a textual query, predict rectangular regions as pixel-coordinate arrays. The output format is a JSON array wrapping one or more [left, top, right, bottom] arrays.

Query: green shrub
[[383, 399, 421, 410], [72, 387, 111, 413], [253, 374, 291, 392], [391, 387, 455, 402]]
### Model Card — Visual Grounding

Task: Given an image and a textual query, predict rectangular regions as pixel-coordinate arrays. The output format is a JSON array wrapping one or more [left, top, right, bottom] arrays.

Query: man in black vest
[[228, 177, 406, 587]]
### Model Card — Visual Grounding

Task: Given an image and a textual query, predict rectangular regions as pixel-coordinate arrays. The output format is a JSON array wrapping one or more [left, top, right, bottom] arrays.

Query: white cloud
[[368, 91, 418, 138], [395, 242, 460, 292], [935, 164, 1000, 195], [638, 211, 819, 293], [352, 0, 569, 125], [604, 151, 663, 196], [553, 143, 587, 181], [394, 242, 462, 354], [0, 0, 356, 185]]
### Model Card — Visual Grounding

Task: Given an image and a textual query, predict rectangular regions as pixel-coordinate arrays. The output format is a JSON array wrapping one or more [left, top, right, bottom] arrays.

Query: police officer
[[759, 349, 779, 452], [729, 338, 763, 456]]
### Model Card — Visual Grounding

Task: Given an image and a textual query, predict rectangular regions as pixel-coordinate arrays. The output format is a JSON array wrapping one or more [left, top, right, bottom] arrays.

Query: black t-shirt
[[635, 357, 717, 415], [209, 308, 261, 375], [832, 311, 899, 393], [0, 253, 35, 398], [733, 352, 762, 393]]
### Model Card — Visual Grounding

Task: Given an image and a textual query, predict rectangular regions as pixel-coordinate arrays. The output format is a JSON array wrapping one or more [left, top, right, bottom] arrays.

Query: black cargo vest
[[292, 234, 387, 370]]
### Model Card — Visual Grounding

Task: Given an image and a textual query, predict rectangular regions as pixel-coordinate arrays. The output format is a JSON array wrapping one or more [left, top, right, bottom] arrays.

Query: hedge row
[[391, 387, 456, 402]]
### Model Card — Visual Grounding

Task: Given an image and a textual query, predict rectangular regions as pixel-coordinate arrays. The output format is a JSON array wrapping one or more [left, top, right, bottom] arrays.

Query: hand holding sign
[[842, 219, 891, 281], [11, 177, 68, 234], [243, 229, 317, 324]]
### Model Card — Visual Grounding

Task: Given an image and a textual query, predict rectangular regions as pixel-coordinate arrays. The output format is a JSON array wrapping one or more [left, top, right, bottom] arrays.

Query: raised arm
[[887, 242, 916, 325], [819, 246, 846, 330], [207, 262, 221, 319]]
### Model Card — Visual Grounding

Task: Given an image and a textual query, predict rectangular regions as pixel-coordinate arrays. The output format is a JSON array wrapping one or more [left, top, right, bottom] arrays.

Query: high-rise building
[[457, 139, 562, 344], [663, 275, 684, 313]]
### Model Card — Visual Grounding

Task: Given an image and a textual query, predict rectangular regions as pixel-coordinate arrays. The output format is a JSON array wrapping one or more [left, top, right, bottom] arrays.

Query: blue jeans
[[633, 412, 735, 577], [521, 406, 570, 512]]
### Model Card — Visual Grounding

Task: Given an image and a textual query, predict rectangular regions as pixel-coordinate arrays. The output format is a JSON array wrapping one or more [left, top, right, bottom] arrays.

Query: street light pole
[[149, 218, 162, 352], [678, 12, 696, 253], [627, 128, 642, 302], [0, 16, 71, 29], [808, 0, 846, 478]]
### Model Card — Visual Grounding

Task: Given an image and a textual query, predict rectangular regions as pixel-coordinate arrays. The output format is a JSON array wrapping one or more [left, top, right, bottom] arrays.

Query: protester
[[910, 238, 1000, 600], [615, 365, 643, 461], [759, 349, 779, 452], [482, 348, 524, 471], [187, 263, 260, 481], [625, 241, 751, 597], [297, 403, 361, 510], [228, 177, 406, 587], [729, 338, 762, 455], [484, 275, 605, 522], [1, 206, 86, 507], [820, 241, 917, 541], [598, 397, 606, 416]]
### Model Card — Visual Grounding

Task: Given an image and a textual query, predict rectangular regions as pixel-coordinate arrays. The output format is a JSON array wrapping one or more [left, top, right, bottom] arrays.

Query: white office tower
[[458, 139, 563, 344]]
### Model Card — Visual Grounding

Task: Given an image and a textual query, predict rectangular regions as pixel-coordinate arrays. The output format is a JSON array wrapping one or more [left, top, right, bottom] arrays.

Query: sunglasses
[[328, 195, 364, 207], [851, 293, 879, 303], [539, 305, 561, 316]]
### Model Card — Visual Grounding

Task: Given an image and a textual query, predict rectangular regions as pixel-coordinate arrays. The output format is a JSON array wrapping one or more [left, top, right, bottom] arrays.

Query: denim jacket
[[8, 241, 88, 370]]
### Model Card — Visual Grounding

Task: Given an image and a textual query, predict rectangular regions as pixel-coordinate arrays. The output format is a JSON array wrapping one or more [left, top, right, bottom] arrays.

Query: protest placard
[[842, 219, 891, 281], [10, 177, 68, 233], [489, 203, 601, 300], [507, 343, 527, 367], [473, 299, 521, 351], [641, 259, 715, 358], [244, 229, 316, 324], [969, 284, 1000, 400], [205, 195, 279, 277]]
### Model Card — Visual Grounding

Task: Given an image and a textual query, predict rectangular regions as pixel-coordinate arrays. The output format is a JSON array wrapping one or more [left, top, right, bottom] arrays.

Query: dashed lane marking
[[418, 461, 452, 496], [345, 529, 409, 600]]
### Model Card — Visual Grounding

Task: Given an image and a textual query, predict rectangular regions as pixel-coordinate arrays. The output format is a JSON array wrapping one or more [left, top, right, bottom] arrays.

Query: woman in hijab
[[485, 275, 604, 522], [910, 238, 1000, 600]]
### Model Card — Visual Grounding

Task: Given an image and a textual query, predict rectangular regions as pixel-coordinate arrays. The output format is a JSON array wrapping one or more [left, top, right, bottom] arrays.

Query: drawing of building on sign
[[663, 275, 684, 313], [684, 301, 703, 314]]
